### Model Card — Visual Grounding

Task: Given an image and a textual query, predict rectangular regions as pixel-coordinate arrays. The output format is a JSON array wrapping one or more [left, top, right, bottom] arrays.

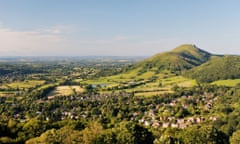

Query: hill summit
[[172, 44, 211, 64], [137, 44, 211, 73]]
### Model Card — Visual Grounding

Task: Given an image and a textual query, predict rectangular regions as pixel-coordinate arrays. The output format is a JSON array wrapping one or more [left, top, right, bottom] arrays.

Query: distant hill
[[116, 44, 240, 84], [136, 44, 211, 74], [184, 55, 240, 83]]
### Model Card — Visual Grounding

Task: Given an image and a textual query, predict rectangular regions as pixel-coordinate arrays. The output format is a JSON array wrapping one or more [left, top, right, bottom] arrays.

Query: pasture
[[47, 86, 85, 99]]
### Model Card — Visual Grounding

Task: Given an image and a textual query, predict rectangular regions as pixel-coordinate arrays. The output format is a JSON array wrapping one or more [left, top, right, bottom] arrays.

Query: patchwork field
[[48, 85, 85, 99], [81, 69, 197, 97], [0, 91, 16, 97], [6, 80, 45, 89]]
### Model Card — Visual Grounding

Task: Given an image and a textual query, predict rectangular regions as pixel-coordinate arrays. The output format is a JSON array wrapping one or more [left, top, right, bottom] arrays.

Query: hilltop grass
[[212, 79, 240, 87], [136, 44, 211, 74]]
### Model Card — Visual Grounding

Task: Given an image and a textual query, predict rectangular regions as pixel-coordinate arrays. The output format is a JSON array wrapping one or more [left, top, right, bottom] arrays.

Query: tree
[[77, 121, 104, 144], [7, 119, 18, 135], [230, 130, 240, 144], [154, 128, 181, 144], [115, 121, 154, 144], [26, 126, 82, 144], [25, 129, 58, 144], [181, 124, 228, 144], [22, 118, 46, 139], [95, 129, 117, 144]]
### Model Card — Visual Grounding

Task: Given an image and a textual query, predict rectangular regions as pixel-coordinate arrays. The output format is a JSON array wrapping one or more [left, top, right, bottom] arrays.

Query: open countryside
[[1, 1, 240, 143], [0, 45, 240, 143]]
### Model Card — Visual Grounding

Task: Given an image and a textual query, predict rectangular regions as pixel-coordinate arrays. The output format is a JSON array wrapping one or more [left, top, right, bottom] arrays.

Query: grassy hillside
[[82, 44, 240, 96], [136, 44, 211, 73], [184, 56, 240, 83], [81, 44, 208, 96], [212, 79, 240, 87]]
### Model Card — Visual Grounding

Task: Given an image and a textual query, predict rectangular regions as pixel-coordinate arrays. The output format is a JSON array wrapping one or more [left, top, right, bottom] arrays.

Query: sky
[[0, 0, 240, 56]]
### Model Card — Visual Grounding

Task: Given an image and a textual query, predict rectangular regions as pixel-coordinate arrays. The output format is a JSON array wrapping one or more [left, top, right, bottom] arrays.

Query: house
[[139, 118, 145, 123], [144, 120, 152, 126], [162, 122, 170, 128], [152, 121, 161, 128], [209, 116, 217, 121], [171, 123, 179, 128]]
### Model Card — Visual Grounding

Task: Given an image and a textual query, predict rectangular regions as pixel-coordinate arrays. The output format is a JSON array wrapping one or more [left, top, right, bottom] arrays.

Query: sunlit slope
[[82, 44, 210, 96], [85, 44, 211, 85], [136, 44, 211, 73], [184, 56, 240, 83]]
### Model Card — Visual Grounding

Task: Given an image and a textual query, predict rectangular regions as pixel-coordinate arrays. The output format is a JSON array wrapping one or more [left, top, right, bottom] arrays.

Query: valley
[[0, 44, 240, 143]]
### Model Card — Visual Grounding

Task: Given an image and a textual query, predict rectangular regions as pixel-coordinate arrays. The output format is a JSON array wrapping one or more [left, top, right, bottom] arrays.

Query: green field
[[81, 69, 197, 97], [48, 86, 85, 99], [6, 80, 45, 89], [212, 79, 240, 87], [0, 91, 17, 97]]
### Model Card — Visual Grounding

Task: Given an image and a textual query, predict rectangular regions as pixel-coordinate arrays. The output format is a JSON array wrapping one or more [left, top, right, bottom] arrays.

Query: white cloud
[[0, 26, 68, 56], [39, 25, 72, 35], [0, 26, 187, 56]]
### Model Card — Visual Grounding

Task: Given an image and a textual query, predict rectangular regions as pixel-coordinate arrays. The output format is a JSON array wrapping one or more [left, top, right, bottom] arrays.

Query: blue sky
[[0, 0, 239, 56]]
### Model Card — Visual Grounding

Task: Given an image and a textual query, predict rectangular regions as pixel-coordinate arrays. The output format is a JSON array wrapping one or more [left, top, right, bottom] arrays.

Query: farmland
[[0, 47, 240, 143]]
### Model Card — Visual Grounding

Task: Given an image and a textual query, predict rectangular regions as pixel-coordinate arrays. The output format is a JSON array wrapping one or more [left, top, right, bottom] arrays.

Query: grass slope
[[184, 56, 240, 83], [81, 44, 209, 96], [136, 44, 211, 73], [212, 79, 240, 87]]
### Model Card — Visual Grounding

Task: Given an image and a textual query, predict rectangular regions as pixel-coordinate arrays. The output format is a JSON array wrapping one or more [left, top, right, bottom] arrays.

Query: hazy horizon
[[0, 1, 240, 56]]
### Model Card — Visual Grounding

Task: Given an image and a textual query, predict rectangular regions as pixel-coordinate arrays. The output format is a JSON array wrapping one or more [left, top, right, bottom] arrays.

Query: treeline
[[26, 121, 154, 144], [154, 124, 228, 144]]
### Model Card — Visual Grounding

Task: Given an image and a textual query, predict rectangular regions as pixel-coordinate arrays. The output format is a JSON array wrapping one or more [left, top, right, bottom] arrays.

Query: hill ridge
[[136, 44, 211, 73], [184, 55, 240, 82]]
